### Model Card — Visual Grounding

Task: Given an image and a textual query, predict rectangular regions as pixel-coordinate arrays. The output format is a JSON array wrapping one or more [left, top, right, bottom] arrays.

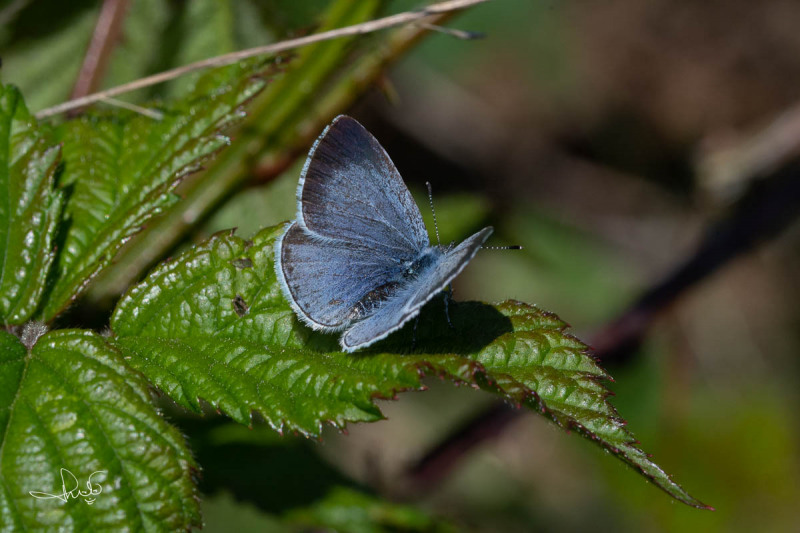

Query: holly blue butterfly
[[274, 115, 492, 352]]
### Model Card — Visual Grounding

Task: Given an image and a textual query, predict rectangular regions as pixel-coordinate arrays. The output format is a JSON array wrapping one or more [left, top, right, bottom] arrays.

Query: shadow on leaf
[[301, 298, 513, 356]]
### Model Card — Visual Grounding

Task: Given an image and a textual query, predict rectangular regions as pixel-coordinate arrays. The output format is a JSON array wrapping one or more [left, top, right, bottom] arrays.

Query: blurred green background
[[3, 0, 799, 531]]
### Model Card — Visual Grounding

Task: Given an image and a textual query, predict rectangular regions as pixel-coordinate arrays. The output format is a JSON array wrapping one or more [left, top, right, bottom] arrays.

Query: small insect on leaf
[[233, 295, 249, 317]]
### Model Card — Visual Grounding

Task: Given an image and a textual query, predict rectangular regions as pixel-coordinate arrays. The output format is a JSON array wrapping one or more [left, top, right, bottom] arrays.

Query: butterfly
[[274, 115, 492, 352]]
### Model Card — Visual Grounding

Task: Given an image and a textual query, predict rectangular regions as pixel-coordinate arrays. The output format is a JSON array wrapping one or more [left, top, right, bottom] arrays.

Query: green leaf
[[185, 419, 356, 510], [284, 486, 454, 533], [155, 0, 238, 101], [0, 84, 63, 325], [106, 0, 266, 102], [87, 0, 386, 302], [0, 5, 97, 111], [40, 62, 268, 320], [0, 0, 274, 113], [103, 0, 277, 102], [109, 224, 708, 509], [202, 491, 289, 533], [186, 418, 453, 531], [0, 328, 199, 530]]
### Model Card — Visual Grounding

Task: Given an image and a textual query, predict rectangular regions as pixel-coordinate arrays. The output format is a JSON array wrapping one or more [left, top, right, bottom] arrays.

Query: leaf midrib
[[0, 340, 29, 529], [48, 98, 237, 314], [0, 104, 15, 317], [31, 345, 146, 530], [115, 334, 416, 426], [0, 345, 29, 472]]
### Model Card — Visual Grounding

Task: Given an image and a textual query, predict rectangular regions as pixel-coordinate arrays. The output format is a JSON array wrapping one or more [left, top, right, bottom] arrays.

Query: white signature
[[29, 468, 106, 505]]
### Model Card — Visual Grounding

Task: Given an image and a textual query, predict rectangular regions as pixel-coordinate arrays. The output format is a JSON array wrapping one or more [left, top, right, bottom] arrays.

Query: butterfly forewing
[[277, 115, 492, 352], [297, 116, 429, 259]]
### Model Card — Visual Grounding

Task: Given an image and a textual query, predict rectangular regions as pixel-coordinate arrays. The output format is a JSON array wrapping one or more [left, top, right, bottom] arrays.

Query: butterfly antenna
[[481, 245, 523, 250], [426, 181, 442, 247]]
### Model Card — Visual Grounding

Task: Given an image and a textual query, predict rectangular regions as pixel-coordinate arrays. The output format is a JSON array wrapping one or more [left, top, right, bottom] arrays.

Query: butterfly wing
[[276, 222, 403, 331], [296, 115, 429, 255], [340, 227, 493, 351], [277, 115, 430, 330]]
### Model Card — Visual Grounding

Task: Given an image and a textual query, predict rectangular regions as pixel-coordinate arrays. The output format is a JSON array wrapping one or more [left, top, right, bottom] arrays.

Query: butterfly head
[[402, 247, 443, 279]]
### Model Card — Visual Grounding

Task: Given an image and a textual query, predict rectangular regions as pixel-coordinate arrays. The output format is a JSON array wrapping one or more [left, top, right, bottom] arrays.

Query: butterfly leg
[[443, 286, 454, 329], [411, 315, 421, 351]]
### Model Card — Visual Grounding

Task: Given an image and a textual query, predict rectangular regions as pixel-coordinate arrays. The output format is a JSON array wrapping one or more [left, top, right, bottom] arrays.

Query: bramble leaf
[[40, 62, 268, 320], [109, 224, 708, 509], [0, 328, 199, 530], [88, 0, 385, 302], [0, 84, 63, 325], [284, 487, 455, 533], [1, 0, 272, 111], [187, 420, 452, 530]]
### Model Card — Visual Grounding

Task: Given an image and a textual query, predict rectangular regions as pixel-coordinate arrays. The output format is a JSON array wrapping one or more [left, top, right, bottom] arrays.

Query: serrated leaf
[[109, 224, 708, 509], [40, 62, 269, 320], [88, 0, 386, 302], [0, 329, 200, 530], [283, 486, 454, 533], [0, 84, 63, 325]]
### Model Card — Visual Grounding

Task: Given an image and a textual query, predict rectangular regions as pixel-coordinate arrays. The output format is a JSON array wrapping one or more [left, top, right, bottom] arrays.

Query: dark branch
[[404, 158, 800, 493], [70, 0, 130, 110]]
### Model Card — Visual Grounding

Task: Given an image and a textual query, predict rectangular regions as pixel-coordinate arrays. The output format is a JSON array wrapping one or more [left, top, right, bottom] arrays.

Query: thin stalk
[[36, 0, 490, 119]]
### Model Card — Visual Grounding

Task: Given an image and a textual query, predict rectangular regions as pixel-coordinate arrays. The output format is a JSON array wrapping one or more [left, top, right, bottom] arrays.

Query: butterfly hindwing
[[277, 115, 492, 351], [340, 228, 492, 351], [276, 222, 404, 331]]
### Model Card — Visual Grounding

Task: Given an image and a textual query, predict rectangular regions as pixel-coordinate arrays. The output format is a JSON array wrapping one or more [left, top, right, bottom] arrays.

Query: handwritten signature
[[29, 468, 106, 505]]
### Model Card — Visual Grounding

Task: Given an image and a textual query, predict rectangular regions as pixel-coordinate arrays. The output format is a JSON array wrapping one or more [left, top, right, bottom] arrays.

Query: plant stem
[[89, 0, 480, 305], [70, 0, 130, 103], [36, 0, 490, 119]]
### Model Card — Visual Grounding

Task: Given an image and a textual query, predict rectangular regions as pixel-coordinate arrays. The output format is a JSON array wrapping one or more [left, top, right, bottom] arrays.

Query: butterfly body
[[275, 116, 491, 352]]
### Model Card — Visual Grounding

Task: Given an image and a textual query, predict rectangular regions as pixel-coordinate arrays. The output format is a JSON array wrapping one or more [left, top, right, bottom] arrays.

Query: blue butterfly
[[274, 115, 492, 352]]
